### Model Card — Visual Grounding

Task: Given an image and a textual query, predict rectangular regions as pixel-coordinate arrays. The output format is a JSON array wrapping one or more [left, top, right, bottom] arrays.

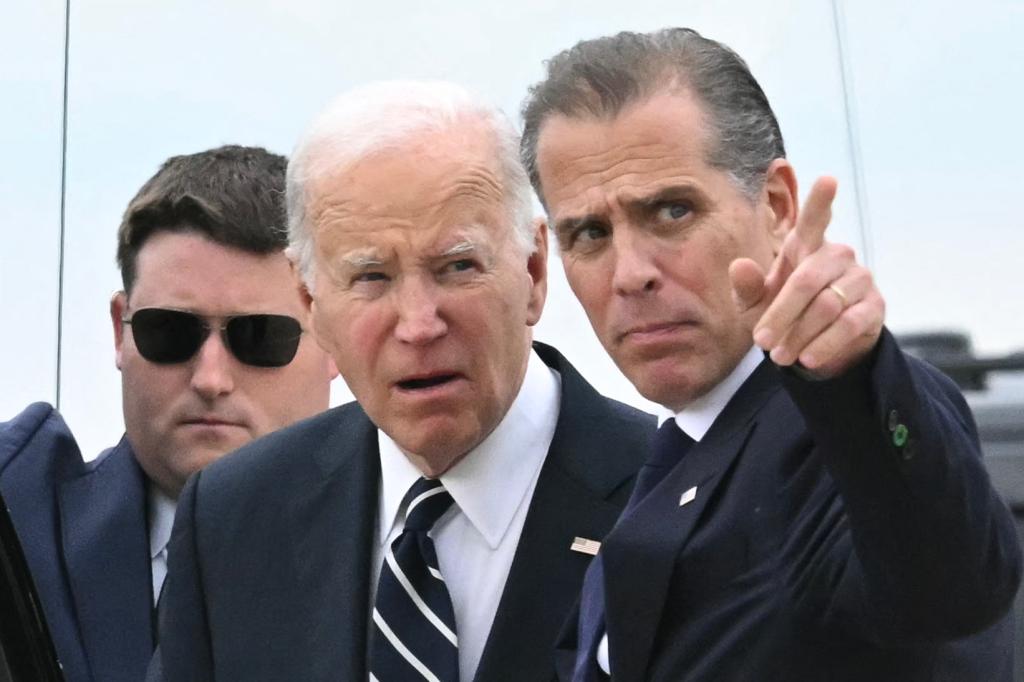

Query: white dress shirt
[[374, 349, 561, 682], [597, 345, 763, 674], [147, 486, 177, 605]]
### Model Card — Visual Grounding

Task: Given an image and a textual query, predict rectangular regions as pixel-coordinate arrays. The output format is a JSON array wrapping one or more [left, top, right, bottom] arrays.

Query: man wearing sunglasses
[[154, 83, 652, 682], [0, 145, 336, 682]]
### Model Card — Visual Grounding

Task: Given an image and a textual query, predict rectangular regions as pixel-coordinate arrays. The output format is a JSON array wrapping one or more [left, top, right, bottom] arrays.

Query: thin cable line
[[830, 0, 874, 270], [56, 0, 71, 408]]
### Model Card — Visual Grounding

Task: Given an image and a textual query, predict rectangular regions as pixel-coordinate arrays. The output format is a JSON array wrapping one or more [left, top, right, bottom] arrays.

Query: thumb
[[729, 257, 768, 316]]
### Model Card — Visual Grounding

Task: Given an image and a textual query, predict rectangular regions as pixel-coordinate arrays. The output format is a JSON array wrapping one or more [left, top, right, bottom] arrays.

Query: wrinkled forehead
[[305, 128, 512, 253], [334, 223, 497, 267], [535, 90, 714, 206]]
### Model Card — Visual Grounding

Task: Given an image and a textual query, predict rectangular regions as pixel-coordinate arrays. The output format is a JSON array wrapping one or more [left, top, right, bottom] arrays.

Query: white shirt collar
[[658, 345, 764, 440], [147, 485, 177, 560], [377, 349, 561, 550]]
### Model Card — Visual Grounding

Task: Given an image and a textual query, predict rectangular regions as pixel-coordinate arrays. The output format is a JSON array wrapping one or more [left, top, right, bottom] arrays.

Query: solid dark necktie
[[574, 419, 695, 682], [627, 418, 696, 507], [151, 558, 167, 647], [370, 477, 459, 682]]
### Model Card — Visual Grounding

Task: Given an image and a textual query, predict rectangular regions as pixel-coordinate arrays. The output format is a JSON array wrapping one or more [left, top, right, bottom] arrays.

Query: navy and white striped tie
[[371, 478, 459, 682]]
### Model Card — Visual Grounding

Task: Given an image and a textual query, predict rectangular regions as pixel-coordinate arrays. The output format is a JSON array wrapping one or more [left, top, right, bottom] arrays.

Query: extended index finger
[[793, 176, 838, 255]]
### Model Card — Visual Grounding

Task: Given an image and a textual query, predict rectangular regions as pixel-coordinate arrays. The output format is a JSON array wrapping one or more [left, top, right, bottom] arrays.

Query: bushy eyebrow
[[336, 236, 480, 270], [440, 239, 478, 258], [341, 249, 384, 268], [553, 214, 603, 243], [553, 182, 703, 237], [635, 185, 700, 210]]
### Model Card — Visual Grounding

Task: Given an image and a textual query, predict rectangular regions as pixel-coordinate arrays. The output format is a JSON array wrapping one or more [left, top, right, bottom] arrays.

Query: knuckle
[[790, 269, 820, 298], [850, 266, 873, 288], [818, 289, 844, 318], [832, 243, 856, 261], [839, 310, 862, 337]]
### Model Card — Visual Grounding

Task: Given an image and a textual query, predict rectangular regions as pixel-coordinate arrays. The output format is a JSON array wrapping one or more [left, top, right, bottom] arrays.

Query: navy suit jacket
[[0, 403, 155, 682], [158, 343, 653, 681], [556, 331, 1021, 681]]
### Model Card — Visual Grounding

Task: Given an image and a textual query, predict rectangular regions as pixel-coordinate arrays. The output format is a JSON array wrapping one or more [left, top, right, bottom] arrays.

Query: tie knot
[[401, 478, 455, 532], [649, 418, 695, 469]]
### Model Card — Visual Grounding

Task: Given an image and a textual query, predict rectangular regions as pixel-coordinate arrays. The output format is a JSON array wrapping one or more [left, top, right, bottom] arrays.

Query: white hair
[[286, 80, 535, 290]]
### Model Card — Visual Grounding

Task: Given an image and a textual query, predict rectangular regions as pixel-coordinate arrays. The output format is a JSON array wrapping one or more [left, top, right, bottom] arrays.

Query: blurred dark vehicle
[[0, 490, 63, 681], [900, 331, 1024, 681]]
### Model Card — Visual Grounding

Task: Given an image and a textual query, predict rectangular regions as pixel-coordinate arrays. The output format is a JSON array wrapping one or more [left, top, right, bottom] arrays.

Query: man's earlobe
[[110, 291, 127, 370], [762, 159, 799, 247], [324, 354, 340, 381], [300, 281, 315, 312], [526, 218, 549, 326]]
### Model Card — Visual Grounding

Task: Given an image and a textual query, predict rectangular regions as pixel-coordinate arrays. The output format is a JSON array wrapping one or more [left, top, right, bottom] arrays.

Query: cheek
[[316, 304, 390, 386], [685, 231, 741, 299], [314, 299, 362, 350], [122, 362, 178, 424], [562, 257, 607, 312]]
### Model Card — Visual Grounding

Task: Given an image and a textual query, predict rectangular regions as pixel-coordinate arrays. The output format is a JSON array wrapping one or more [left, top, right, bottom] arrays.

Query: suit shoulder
[[600, 394, 656, 430], [79, 438, 145, 483], [539, 346, 654, 496], [559, 359, 655, 446], [194, 403, 369, 494], [535, 341, 654, 428], [0, 402, 87, 481]]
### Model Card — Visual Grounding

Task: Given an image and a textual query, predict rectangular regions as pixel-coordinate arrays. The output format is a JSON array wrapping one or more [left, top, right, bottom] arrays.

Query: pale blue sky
[[2, 0, 1020, 456]]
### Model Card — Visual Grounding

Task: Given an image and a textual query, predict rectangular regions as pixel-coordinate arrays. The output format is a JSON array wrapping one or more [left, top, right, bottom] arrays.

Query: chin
[[633, 367, 706, 410], [420, 430, 476, 459], [397, 424, 480, 472]]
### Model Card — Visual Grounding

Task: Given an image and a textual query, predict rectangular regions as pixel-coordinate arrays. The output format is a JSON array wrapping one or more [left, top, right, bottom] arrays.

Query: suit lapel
[[475, 343, 651, 682], [286, 405, 380, 681], [57, 438, 153, 682], [604, 422, 755, 680], [604, 359, 782, 681]]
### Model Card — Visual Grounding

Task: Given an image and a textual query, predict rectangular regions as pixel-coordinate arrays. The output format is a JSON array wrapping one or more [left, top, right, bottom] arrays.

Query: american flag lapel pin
[[570, 536, 601, 556]]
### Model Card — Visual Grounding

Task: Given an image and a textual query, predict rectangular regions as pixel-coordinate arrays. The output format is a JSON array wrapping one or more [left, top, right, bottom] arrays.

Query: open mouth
[[397, 374, 459, 390]]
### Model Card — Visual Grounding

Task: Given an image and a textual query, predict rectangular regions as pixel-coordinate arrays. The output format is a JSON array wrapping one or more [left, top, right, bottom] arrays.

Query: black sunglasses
[[122, 308, 303, 367]]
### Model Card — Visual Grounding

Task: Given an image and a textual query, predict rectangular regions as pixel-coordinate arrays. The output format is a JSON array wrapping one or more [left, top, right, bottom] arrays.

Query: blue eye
[[567, 223, 609, 249], [579, 225, 609, 242], [658, 203, 690, 220], [439, 259, 479, 278], [560, 222, 610, 255]]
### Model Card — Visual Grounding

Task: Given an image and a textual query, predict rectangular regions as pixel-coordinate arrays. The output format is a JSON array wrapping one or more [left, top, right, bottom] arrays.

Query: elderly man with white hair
[[154, 81, 652, 682]]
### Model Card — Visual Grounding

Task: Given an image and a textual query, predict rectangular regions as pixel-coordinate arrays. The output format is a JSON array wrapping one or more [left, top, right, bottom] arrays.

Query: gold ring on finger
[[828, 283, 849, 308]]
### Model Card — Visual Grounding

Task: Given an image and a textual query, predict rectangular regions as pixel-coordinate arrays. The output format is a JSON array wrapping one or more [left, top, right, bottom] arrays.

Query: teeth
[[400, 375, 455, 390]]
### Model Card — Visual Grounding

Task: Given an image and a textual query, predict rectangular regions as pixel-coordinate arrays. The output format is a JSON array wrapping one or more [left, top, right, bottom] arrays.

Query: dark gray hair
[[520, 27, 786, 207]]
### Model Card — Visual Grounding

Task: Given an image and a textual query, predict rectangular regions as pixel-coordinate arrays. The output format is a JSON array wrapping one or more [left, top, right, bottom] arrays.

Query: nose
[[611, 229, 661, 296], [394, 276, 448, 345], [189, 332, 236, 399]]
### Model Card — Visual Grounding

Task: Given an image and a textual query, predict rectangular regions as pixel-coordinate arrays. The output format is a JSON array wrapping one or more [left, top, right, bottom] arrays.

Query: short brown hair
[[116, 145, 287, 293]]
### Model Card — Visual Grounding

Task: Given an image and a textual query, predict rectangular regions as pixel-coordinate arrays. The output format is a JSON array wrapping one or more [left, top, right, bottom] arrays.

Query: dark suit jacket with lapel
[[0, 402, 156, 682], [556, 330, 1022, 681], [158, 342, 653, 681]]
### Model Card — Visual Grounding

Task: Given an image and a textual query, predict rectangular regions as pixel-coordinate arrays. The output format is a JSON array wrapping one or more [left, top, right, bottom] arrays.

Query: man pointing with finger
[[522, 28, 1021, 681]]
